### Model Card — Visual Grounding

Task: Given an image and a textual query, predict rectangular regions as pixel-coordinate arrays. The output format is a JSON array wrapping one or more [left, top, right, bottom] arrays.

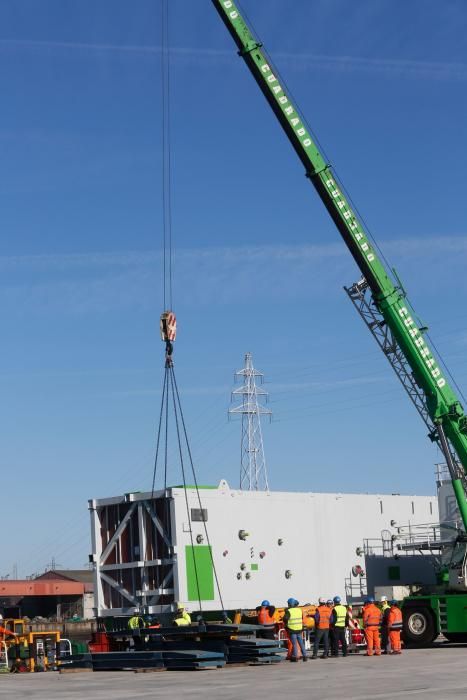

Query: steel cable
[[161, 0, 173, 309], [168, 367, 203, 612], [151, 367, 168, 500], [171, 367, 226, 613]]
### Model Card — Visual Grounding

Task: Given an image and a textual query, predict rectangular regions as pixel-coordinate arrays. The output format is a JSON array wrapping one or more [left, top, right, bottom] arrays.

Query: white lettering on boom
[[259, 60, 313, 154], [236, 25, 449, 395], [398, 307, 446, 388]]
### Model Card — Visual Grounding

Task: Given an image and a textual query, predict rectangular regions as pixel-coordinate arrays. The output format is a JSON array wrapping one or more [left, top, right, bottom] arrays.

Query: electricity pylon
[[229, 352, 272, 490]]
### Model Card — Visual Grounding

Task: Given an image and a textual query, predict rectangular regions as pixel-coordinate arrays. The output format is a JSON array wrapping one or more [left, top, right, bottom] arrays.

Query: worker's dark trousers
[[381, 625, 389, 653], [330, 626, 348, 656], [289, 631, 307, 660], [313, 628, 329, 657], [133, 634, 143, 651]]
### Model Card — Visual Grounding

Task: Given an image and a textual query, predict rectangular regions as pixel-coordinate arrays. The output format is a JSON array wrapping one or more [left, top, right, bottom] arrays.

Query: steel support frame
[[345, 278, 434, 432], [345, 279, 466, 491], [89, 492, 177, 617]]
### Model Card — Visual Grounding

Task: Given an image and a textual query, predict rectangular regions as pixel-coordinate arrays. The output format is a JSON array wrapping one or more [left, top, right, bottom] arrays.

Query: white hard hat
[[380, 595, 387, 601], [318, 597, 326, 604]]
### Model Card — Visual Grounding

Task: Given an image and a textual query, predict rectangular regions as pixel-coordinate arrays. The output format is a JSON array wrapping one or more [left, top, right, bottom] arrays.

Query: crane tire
[[402, 606, 436, 647]]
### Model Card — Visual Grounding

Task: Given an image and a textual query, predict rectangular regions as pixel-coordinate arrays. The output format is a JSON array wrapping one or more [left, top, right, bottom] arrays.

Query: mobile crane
[[212, 0, 467, 644]]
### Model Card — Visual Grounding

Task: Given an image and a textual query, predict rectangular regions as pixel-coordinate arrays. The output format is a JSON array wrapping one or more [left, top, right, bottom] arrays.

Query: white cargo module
[[89, 481, 438, 617]]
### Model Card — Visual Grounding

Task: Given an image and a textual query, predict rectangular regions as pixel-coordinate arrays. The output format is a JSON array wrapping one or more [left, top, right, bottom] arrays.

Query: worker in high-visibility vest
[[128, 614, 145, 630], [330, 596, 349, 657], [283, 598, 307, 662], [387, 600, 403, 654], [380, 595, 391, 654], [362, 597, 383, 656], [256, 600, 276, 640], [312, 597, 332, 659], [173, 603, 191, 627], [127, 612, 146, 650]]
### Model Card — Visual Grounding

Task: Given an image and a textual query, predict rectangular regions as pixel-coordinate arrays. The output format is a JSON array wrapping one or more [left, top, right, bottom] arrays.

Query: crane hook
[[160, 311, 176, 367]]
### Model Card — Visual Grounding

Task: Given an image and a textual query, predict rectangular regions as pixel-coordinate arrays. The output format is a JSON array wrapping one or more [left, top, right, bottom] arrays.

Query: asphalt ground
[[0, 645, 466, 699]]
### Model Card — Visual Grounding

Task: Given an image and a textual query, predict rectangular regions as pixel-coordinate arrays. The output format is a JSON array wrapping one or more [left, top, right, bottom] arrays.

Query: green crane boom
[[212, 0, 467, 527]]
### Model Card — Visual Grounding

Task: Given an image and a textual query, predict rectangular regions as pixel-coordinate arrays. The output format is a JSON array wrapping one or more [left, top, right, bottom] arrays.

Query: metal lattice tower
[[229, 352, 272, 491], [345, 277, 466, 491]]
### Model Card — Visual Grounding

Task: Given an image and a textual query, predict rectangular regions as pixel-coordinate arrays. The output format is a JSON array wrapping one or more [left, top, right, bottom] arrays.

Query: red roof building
[[0, 570, 94, 620]]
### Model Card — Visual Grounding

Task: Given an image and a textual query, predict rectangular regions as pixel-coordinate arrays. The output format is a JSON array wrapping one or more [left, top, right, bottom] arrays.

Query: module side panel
[[90, 487, 438, 614], [171, 487, 439, 611]]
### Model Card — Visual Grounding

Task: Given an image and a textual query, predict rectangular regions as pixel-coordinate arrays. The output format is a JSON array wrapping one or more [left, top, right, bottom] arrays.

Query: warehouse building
[[0, 569, 94, 619]]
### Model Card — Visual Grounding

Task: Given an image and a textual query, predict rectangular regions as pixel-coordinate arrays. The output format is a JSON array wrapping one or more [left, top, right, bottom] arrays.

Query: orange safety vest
[[316, 605, 332, 630], [258, 607, 275, 626], [363, 604, 382, 628], [387, 607, 403, 630]]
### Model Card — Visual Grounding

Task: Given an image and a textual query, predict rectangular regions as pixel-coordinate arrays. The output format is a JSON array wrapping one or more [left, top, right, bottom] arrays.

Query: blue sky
[[1, 0, 467, 575]]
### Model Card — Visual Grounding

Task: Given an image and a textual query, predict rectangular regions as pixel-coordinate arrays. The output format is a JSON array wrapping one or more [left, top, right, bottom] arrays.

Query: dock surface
[[1, 646, 466, 699]]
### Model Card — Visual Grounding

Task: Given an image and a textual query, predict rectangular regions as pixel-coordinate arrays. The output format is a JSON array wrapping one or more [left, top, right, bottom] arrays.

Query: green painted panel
[[446, 594, 467, 633], [185, 546, 214, 601], [251, 563, 258, 571]]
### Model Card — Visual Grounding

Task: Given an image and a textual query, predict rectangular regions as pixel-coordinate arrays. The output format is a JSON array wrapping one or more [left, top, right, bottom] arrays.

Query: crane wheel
[[402, 606, 436, 647]]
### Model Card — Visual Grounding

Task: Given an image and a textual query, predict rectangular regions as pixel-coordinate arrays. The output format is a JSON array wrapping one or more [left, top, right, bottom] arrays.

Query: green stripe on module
[[185, 546, 215, 601]]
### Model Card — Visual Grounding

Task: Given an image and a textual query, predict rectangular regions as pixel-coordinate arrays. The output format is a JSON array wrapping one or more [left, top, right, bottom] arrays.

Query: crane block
[[160, 311, 177, 343]]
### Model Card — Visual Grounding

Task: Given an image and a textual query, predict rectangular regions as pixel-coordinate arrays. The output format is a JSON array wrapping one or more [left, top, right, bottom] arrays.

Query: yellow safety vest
[[174, 611, 191, 626], [128, 616, 144, 629], [286, 607, 303, 632], [333, 605, 347, 627]]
